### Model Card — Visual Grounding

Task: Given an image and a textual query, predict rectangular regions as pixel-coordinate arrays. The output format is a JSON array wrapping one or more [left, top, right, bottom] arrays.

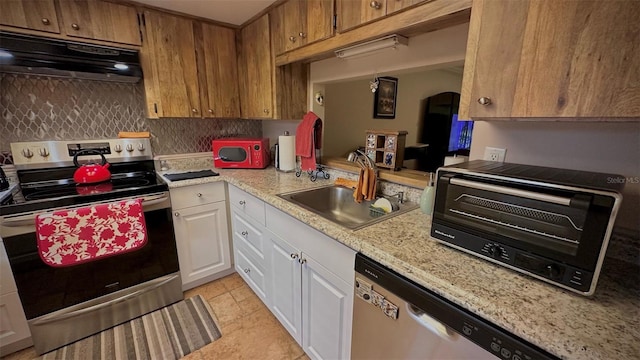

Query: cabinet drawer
[[170, 182, 226, 210], [232, 211, 266, 262], [228, 184, 266, 225], [234, 240, 268, 302]]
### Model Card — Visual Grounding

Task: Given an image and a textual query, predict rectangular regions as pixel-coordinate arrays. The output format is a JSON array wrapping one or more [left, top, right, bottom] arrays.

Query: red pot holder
[[35, 199, 148, 267]]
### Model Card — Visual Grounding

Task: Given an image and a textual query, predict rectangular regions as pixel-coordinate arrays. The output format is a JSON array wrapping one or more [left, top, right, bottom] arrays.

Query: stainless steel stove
[[0, 139, 182, 355]]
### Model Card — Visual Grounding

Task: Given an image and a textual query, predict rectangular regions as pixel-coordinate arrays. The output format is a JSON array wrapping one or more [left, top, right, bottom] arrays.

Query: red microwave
[[212, 138, 270, 169]]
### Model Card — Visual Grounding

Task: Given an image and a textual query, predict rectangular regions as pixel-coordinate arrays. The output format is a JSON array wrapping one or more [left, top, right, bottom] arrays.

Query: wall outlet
[[484, 147, 507, 162]]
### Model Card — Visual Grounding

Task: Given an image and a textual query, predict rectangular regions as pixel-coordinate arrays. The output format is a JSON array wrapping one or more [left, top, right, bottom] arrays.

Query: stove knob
[[114, 144, 123, 153], [546, 264, 561, 279], [39, 148, 50, 157], [126, 144, 134, 152], [137, 143, 145, 152], [22, 148, 34, 158]]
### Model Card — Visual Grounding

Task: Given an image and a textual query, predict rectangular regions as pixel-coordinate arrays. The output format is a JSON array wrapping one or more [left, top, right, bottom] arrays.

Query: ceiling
[[134, 0, 279, 26]]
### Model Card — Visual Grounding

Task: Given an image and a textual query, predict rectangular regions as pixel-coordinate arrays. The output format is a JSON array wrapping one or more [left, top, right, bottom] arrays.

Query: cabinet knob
[[298, 258, 306, 265], [370, 1, 382, 9], [239, 200, 246, 205], [241, 231, 248, 236], [263, 109, 269, 114], [41, 18, 50, 25], [299, 32, 306, 39], [289, 36, 297, 43], [191, 108, 198, 113], [477, 97, 492, 106], [196, 193, 202, 197], [174, 212, 180, 217], [71, 23, 80, 30], [208, 109, 213, 114], [244, 268, 250, 274], [290, 253, 299, 259]]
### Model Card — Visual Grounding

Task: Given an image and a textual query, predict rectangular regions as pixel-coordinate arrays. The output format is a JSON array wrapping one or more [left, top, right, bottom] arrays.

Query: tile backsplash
[[0, 73, 261, 162]]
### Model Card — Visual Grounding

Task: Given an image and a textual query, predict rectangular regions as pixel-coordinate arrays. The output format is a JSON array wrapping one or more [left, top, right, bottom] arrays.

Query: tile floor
[[3, 273, 309, 360]]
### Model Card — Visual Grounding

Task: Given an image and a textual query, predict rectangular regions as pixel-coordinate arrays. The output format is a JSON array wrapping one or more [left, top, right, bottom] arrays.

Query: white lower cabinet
[[170, 182, 232, 290], [0, 242, 31, 357], [228, 184, 355, 360]]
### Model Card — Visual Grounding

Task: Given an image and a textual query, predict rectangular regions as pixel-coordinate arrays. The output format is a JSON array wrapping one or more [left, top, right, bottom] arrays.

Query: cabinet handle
[[299, 32, 306, 39], [263, 109, 269, 114], [370, 1, 382, 9], [290, 253, 299, 259], [241, 231, 248, 236], [298, 258, 306, 265], [244, 268, 250, 274], [196, 193, 202, 197], [191, 108, 198, 113], [174, 212, 180, 217], [71, 23, 80, 30], [477, 97, 492, 106], [41, 18, 50, 25], [239, 200, 246, 205], [208, 109, 213, 114], [289, 36, 296, 43]]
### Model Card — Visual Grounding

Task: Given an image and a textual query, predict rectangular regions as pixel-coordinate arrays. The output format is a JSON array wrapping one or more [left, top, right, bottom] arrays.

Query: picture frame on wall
[[373, 77, 398, 119]]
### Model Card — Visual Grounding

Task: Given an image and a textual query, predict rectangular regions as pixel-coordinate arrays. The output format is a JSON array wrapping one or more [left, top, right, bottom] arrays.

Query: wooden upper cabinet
[[459, 0, 640, 119], [272, 0, 334, 56], [338, 0, 387, 32], [239, 14, 274, 118], [0, 0, 60, 34], [57, 0, 141, 46], [142, 10, 200, 118], [386, 0, 425, 14], [195, 23, 240, 118]]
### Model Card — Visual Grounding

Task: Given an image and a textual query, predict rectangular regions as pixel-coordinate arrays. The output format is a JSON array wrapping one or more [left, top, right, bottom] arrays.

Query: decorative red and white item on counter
[[35, 199, 148, 267]]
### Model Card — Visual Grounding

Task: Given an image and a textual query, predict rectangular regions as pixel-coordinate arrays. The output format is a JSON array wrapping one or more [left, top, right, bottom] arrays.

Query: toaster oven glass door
[[434, 174, 615, 270]]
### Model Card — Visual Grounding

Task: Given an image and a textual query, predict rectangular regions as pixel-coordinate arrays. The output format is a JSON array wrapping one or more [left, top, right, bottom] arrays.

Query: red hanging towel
[[296, 111, 322, 171], [35, 199, 148, 267]]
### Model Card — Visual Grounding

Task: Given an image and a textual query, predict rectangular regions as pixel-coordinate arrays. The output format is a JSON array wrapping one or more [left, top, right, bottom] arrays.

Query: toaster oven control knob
[[114, 144, 123, 153], [126, 144, 134, 152], [22, 148, 34, 158], [545, 264, 561, 279], [137, 143, 145, 151], [39, 148, 50, 157]]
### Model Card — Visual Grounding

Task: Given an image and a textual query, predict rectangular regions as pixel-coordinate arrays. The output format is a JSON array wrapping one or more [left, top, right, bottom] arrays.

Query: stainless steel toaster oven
[[430, 160, 623, 296]]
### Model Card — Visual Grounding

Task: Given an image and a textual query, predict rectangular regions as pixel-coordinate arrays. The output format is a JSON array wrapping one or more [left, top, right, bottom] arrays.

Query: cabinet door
[[386, 0, 424, 15], [239, 14, 274, 119], [284, 0, 307, 51], [302, 255, 353, 360], [173, 202, 231, 290], [0, 292, 31, 356], [462, 0, 640, 119], [196, 23, 240, 118], [267, 230, 302, 344], [142, 10, 201, 118], [0, 0, 60, 33], [306, 0, 334, 45], [337, 0, 386, 32], [57, 0, 141, 45]]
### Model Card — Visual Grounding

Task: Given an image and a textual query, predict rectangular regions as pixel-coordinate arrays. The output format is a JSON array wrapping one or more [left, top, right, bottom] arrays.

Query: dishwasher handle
[[406, 303, 459, 341]]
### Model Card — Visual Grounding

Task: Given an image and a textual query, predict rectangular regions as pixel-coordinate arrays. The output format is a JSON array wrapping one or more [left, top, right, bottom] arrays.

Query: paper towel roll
[[444, 155, 468, 166], [278, 135, 296, 171]]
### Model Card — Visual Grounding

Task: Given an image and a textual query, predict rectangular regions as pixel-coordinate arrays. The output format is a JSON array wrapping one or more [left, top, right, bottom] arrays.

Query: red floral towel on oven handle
[[35, 199, 148, 267]]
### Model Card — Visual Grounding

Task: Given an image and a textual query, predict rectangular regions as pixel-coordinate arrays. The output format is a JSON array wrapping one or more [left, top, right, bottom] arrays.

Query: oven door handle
[[141, 194, 169, 207], [450, 178, 572, 206], [1, 214, 36, 227], [30, 274, 179, 325]]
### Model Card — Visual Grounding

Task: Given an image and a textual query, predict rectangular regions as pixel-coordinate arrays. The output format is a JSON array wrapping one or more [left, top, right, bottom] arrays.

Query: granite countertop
[[160, 167, 639, 360]]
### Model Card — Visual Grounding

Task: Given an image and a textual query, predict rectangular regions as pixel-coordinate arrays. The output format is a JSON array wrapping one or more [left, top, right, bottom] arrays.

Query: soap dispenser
[[420, 173, 435, 215]]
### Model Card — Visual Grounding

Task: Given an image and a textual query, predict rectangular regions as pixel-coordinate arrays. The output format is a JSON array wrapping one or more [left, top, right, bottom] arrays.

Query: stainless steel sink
[[278, 185, 418, 230]]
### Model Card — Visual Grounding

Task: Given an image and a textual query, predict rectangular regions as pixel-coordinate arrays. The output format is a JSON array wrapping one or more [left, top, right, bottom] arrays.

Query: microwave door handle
[[248, 146, 252, 166], [450, 178, 572, 206]]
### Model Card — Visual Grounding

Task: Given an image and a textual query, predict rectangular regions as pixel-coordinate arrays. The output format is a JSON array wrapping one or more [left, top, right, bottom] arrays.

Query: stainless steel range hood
[[0, 32, 142, 83]]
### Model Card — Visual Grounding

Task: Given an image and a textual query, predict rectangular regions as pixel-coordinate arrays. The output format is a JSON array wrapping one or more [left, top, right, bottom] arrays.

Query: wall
[[470, 121, 640, 231], [323, 68, 463, 158], [0, 74, 261, 161]]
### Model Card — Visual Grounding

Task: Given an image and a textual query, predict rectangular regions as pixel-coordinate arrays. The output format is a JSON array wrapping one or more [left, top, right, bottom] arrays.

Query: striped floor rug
[[40, 295, 221, 360]]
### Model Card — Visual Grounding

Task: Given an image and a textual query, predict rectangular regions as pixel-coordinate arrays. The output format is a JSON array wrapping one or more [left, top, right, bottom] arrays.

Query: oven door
[[432, 173, 619, 272], [0, 193, 180, 320]]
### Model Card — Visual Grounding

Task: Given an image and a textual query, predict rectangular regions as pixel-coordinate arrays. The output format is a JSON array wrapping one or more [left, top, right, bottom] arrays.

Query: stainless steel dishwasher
[[352, 254, 558, 360]]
